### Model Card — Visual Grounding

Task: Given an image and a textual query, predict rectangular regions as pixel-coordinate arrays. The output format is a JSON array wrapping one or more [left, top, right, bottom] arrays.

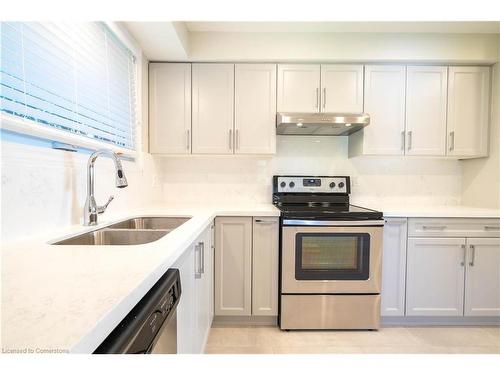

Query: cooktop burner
[[272, 175, 383, 220]]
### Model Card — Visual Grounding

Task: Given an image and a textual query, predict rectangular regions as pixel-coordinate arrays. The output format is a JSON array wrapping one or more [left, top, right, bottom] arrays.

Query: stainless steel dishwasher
[[94, 268, 181, 354]]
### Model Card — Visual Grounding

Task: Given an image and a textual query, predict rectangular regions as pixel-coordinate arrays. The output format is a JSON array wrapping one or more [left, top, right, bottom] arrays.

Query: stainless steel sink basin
[[53, 229, 169, 246], [107, 216, 192, 230]]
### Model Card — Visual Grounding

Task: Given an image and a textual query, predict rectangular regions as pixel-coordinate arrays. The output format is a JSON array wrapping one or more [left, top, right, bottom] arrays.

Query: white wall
[[158, 136, 462, 206], [188, 32, 499, 63], [461, 36, 500, 209]]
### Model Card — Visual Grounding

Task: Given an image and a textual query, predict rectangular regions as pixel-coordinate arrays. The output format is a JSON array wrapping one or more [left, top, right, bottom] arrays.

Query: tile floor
[[205, 326, 500, 354]]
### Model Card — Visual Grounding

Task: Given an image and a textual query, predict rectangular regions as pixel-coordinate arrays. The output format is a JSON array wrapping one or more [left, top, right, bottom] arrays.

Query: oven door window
[[295, 233, 370, 280]]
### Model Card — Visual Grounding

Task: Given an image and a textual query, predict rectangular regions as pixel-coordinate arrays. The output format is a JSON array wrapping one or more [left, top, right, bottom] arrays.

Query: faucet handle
[[97, 195, 114, 214]]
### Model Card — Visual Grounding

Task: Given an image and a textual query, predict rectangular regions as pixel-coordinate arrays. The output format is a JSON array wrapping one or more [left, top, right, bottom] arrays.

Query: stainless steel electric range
[[273, 175, 384, 330]]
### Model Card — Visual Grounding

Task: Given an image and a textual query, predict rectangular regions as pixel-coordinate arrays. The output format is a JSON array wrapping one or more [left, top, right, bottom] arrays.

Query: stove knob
[[280, 182, 286, 188], [329, 182, 336, 188], [338, 182, 345, 189], [289, 181, 295, 188]]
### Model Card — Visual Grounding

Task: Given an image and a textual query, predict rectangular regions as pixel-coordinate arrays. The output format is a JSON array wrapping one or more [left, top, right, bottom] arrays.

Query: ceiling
[[185, 21, 500, 34]]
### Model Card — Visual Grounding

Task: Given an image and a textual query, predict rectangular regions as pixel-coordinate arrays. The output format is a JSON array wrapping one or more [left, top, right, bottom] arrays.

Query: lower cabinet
[[173, 222, 214, 353], [464, 237, 500, 316], [406, 237, 466, 316], [381, 218, 407, 317], [214, 216, 279, 317]]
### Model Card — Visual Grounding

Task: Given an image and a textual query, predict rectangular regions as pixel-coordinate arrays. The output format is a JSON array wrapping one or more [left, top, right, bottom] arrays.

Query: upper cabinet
[[350, 65, 406, 156], [277, 64, 364, 113], [234, 64, 277, 154], [406, 66, 448, 156], [277, 64, 320, 112], [447, 66, 490, 158], [192, 64, 235, 154], [320, 64, 364, 113], [149, 63, 191, 154]]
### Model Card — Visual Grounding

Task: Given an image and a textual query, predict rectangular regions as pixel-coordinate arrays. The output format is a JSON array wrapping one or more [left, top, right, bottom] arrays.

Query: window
[[0, 22, 137, 150]]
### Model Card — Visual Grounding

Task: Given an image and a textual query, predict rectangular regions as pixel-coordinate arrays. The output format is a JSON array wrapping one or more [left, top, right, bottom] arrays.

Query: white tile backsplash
[[158, 136, 462, 206]]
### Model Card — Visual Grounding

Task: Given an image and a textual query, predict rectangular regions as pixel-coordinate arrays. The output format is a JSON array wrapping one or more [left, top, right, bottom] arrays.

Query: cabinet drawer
[[408, 218, 500, 238]]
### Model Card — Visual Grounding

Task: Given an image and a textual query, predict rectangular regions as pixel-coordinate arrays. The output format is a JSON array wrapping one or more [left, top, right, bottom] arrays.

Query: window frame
[[0, 22, 143, 157]]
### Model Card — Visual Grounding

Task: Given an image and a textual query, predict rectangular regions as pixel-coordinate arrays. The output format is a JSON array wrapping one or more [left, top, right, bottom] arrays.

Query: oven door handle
[[282, 219, 385, 226]]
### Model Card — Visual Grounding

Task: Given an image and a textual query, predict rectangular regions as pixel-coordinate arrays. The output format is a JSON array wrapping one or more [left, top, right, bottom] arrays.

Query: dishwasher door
[[151, 312, 177, 354], [94, 269, 181, 354]]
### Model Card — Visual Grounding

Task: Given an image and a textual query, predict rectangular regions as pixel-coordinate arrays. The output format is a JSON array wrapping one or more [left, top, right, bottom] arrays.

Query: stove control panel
[[275, 176, 349, 194]]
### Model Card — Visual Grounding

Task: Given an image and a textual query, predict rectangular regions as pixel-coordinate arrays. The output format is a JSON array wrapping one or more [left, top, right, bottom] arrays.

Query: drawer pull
[[484, 226, 500, 231], [255, 219, 276, 224], [422, 225, 447, 231]]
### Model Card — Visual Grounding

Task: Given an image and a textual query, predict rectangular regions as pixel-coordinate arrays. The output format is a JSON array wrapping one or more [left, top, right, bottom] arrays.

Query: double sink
[[54, 217, 191, 246]]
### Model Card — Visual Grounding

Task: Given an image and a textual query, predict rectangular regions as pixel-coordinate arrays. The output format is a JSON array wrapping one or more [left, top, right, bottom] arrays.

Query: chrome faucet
[[84, 149, 128, 226]]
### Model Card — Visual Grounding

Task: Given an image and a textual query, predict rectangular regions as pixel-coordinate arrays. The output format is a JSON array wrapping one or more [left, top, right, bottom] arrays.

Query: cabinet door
[[447, 66, 490, 157], [406, 237, 466, 316], [405, 66, 448, 156], [464, 237, 500, 316], [194, 226, 214, 353], [214, 217, 252, 316], [172, 245, 196, 353], [320, 64, 363, 113], [149, 63, 191, 154], [252, 217, 279, 316], [234, 64, 277, 154], [363, 65, 406, 155], [277, 64, 320, 112], [192, 64, 234, 154], [381, 218, 408, 317]]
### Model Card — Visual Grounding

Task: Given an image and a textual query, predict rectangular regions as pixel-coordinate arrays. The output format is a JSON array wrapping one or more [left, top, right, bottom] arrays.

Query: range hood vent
[[276, 112, 370, 136]]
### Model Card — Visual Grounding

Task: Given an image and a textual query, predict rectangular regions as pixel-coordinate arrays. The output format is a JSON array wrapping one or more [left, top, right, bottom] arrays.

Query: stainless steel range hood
[[276, 112, 370, 136]]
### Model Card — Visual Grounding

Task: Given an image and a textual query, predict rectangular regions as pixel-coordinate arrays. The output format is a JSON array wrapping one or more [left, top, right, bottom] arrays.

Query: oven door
[[281, 220, 383, 294]]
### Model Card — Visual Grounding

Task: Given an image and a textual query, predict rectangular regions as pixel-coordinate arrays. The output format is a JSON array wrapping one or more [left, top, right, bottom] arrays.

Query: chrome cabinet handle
[[194, 243, 201, 279], [228, 129, 233, 151], [322, 88, 326, 109], [407, 131, 412, 151], [484, 226, 500, 231], [199, 241, 205, 274], [316, 88, 319, 110], [422, 225, 447, 231], [186, 129, 190, 151], [235, 129, 239, 150], [449, 131, 455, 151], [469, 244, 476, 267], [461, 244, 466, 266], [401, 131, 405, 152]]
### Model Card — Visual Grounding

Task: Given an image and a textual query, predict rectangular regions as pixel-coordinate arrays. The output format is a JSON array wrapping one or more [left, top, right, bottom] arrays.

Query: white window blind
[[0, 22, 137, 150]]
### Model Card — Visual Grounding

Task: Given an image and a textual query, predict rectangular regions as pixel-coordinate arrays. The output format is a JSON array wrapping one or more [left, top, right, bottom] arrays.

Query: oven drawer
[[280, 294, 380, 330], [408, 218, 500, 238]]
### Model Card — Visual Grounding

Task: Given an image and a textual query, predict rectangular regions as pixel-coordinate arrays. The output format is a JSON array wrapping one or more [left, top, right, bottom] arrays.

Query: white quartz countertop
[[350, 200, 500, 218], [1, 204, 279, 354]]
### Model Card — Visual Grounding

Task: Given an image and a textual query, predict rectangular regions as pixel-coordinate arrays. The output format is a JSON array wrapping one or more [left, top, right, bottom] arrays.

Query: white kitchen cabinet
[[464, 237, 500, 316], [406, 237, 466, 317], [381, 218, 408, 317], [192, 64, 234, 154], [234, 64, 277, 154], [214, 217, 252, 316], [172, 242, 196, 353], [277, 64, 321, 113], [173, 224, 213, 354], [252, 217, 279, 316], [447, 66, 490, 158], [149, 63, 191, 154], [320, 64, 364, 113], [405, 66, 448, 156], [350, 65, 406, 156]]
